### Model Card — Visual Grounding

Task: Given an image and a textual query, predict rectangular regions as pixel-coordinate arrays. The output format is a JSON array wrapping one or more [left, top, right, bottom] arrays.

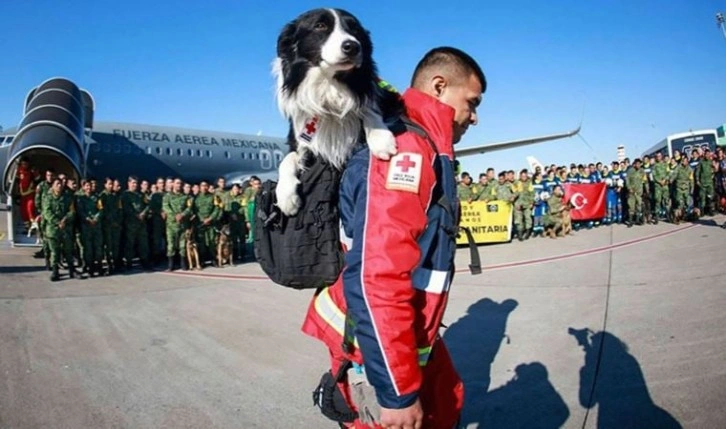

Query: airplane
[[1, 77, 581, 247]]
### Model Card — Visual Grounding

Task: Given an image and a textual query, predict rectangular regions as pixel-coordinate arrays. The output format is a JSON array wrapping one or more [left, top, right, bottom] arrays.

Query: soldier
[[43, 178, 76, 281], [672, 156, 692, 224], [512, 169, 535, 240], [494, 171, 516, 204], [193, 180, 219, 265], [214, 176, 230, 224], [34, 168, 55, 264], [543, 185, 566, 238], [226, 183, 247, 262], [162, 178, 193, 271], [695, 149, 715, 216], [457, 172, 474, 202], [243, 176, 262, 246], [99, 177, 122, 274], [122, 176, 151, 270], [651, 152, 669, 222], [149, 177, 167, 264], [474, 173, 490, 201], [641, 155, 655, 223], [625, 158, 645, 227], [78, 180, 104, 277]]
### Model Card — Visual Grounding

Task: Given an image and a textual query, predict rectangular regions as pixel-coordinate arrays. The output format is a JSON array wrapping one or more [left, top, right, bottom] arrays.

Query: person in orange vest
[[302, 46, 487, 429], [17, 164, 37, 231]]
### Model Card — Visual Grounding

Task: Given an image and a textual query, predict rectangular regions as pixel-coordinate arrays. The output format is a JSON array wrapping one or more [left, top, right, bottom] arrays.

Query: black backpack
[[254, 154, 345, 289], [254, 118, 481, 290]]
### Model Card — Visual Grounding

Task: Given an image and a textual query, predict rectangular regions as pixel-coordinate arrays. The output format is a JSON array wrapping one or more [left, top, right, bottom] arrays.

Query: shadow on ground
[[572, 328, 682, 429], [444, 298, 570, 429]]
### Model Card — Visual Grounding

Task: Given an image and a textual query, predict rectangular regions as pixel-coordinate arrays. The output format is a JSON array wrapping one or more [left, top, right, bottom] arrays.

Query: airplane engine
[[1, 77, 94, 194]]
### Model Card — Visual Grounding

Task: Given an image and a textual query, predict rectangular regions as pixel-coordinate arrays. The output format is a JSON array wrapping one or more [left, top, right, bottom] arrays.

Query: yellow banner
[[457, 201, 513, 244]]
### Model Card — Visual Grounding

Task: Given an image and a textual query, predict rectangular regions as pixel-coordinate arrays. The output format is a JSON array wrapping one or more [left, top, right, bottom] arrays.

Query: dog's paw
[[276, 178, 302, 216], [367, 128, 397, 161]]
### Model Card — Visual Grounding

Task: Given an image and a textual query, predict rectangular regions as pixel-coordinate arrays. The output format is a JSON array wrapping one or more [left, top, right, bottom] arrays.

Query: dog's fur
[[216, 224, 234, 268], [561, 205, 573, 236], [27, 215, 41, 244], [184, 228, 202, 271], [273, 8, 403, 216]]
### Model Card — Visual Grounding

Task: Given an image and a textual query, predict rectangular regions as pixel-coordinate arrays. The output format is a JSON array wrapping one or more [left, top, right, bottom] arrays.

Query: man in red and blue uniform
[[302, 47, 486, 429]]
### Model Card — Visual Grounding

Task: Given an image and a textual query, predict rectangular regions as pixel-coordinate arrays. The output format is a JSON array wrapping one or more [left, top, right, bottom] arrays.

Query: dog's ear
[[276, 22, 297, 59]]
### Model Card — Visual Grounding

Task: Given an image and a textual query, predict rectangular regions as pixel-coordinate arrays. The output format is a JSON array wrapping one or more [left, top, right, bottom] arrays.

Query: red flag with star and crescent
[[563, 183, 606, 220]]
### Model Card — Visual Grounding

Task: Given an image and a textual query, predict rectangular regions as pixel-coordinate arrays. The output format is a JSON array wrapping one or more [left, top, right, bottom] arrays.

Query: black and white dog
[[273, 8, 403, 216]]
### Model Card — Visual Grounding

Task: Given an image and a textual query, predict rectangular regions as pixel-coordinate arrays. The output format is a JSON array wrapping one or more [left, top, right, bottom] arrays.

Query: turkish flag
[[563, 183, 606, 220]]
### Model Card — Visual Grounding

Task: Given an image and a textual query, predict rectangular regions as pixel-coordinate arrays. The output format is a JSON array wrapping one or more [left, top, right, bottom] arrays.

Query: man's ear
[[432, 75, 447, 98]]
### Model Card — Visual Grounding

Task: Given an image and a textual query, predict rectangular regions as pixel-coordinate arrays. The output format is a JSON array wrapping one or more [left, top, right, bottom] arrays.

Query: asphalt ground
[[1, 211, 724, 428]]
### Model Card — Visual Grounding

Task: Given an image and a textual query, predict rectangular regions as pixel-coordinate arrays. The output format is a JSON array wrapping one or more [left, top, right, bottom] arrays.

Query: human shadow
[[0, 265, 48, 274], [443, 298, 569, 428], [570, 328, 682, 429]]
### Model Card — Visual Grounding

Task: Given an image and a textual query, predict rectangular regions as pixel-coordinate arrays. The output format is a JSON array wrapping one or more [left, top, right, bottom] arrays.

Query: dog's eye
[[314, 22, 328, 31]]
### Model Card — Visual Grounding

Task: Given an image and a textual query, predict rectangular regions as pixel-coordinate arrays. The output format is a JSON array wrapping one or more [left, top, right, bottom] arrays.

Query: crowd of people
[[16, 158, 262, 281], [456, 146, 726, 240]]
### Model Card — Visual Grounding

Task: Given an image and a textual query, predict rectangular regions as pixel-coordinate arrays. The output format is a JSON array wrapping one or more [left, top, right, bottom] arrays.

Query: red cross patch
[[386, 152, 423, 193]]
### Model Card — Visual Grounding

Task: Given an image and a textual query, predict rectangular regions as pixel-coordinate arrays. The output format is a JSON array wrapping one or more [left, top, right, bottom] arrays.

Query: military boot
[[45, 255, 51, 271], [69, 262, 76, 279], [165, 257, 174, 272], [50, 265, 60, 282], [524, 229, 532, 240], [517, 229, 524, 241], [181, 257, 188, 271]]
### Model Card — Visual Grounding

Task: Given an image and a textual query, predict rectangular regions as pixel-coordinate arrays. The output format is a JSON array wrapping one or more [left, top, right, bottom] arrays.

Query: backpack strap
[[394, 116, 482, 276]]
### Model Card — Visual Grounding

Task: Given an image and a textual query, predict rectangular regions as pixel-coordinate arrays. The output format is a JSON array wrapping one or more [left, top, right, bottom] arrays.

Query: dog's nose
[[341, 40, 361, 57]]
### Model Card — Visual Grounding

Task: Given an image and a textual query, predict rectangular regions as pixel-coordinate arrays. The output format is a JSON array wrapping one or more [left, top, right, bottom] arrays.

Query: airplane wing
[[454, 125, 581, 158]]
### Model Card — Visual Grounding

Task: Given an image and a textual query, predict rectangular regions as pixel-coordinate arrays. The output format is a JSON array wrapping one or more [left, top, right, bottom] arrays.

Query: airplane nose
[[341, 40, 361, 57]]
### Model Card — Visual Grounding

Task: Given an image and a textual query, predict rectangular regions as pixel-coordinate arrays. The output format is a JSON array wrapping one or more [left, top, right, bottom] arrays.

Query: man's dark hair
[[520, 168, 528, 175], [479, 173, 487, 179], [411, 47, 487, 93], [486, 167, 494, 173], [128, 175, 138, 183], [461, 172, 470, 179]]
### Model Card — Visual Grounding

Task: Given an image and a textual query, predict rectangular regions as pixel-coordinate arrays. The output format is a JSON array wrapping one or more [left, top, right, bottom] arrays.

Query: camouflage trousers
[[124, 221, 149, 263], [103, 222, 121, 264], [81, 224, 103, 267], [45, 228, 74, 268], [165, 222, 188, 257]]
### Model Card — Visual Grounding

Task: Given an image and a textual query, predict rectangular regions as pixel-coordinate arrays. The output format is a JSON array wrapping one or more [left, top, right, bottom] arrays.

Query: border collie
[[273, 8, 403, 216]]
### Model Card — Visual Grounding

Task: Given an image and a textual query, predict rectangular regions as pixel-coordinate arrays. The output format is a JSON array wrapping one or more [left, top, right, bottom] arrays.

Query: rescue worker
[[244, 176, 261, 246], [512, 169, 534, 240], [43, 178, 76, 281], [17, 168, 36, 231], [122, 176, 151, 270], [652, 152, 669, 222], [100, 177, 122, 274], [625, 158, 644, 227], [193, 180, 219, 265], [532, 172, 547, 236], [301, 46, 486, 428], [162, 178, 193, 271], [78, 180, 104, 277]]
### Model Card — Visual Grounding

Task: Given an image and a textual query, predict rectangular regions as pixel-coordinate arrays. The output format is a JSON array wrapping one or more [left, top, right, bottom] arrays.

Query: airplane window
[[241, 152, 245, 159], [197, 150, 202, 157], [206, 150, 212, 158], [6, 136, 13, 144], [225, 151, 230, 159], [177, 148, 182, 156], [156, 147, 162, 155], [255, 153, 259, 160], [114, 144, 121, 154], [103, 143, 110, 153], [146, 147, 152, 155], [166, 147, 172, 156], [188, 149, 194, 157]]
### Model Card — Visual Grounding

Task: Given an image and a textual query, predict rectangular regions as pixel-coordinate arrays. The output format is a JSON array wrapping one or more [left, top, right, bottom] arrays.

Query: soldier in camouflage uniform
[[625, 159, 645, 227], [651, 152, 669, 222], [100, 178, 122, 274], [512, 169, 535, 240], [672, 156, 692, 224], [148, 177, 167, 264], [78, 180, 104, 277], [695, 150, 715, 216], [226, 183, 247, 262], [122, 176, 151, 270], [494, 172, 516, 204], [243, 176, 261, 246], [457, 172, 474, 202], [43, 179, 76, 281], [162, 178, 193, 271], [194, 181, 219, 265], [543, 185, 565, 238], [34, 169, 55, 266]]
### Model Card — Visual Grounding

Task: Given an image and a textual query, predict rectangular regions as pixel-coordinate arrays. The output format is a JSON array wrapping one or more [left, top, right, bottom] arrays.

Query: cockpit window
[[0, 135, 13, 147]]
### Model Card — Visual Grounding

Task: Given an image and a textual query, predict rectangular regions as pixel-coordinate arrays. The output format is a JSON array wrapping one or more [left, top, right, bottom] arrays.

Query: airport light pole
[[718, 12, 726, 40]]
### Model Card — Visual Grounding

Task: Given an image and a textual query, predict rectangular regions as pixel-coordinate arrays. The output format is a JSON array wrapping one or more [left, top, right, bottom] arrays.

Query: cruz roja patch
[[386, 153, 423, 193]]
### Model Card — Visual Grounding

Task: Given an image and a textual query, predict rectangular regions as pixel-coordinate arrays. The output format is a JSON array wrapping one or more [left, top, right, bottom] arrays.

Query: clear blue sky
[[2, 0, 725, 173]]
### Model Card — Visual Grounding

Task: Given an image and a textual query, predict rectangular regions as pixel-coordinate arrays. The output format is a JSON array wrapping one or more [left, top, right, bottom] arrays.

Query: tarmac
[[0, 209, 724, 429]]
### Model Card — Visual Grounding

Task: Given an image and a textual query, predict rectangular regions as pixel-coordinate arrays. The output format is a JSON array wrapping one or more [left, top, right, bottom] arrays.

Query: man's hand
[[379, 399, 423, 429], [175, 214, 182, 223]]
